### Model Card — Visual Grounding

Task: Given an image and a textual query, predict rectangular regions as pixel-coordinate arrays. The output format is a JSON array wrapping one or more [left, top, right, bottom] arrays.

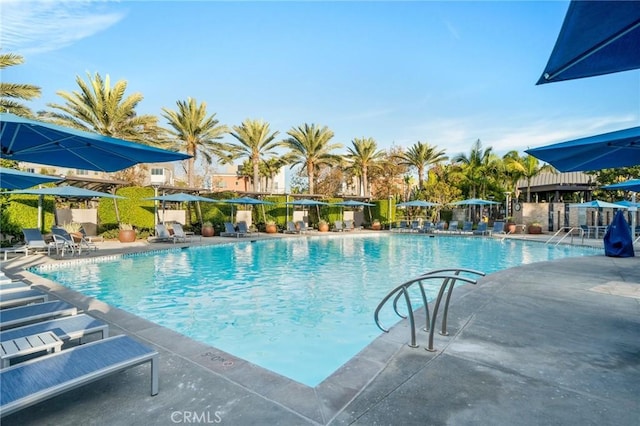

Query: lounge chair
[[0, 246, 29, 261], [0, 301, 78, 330], [0, 289, 48, 309], [236, 221, 254, 235], [344, 220, 356, 231], [0, 281, 30, 294], [580, 225, 594, 239], [333, 221, 344, 232], [51, 227, 81, 256], [473, 222, 489, 235], [461, 221, 473, 234], [171, 223, 194, 243], [150, 224, 175, 243], [491, 221, 506, 235], [434, 221, 447, 233], [284, 221, 299, 234], [297, 221, 313, 233], [21, 229, 55, 256], [420, 222, 434, 233], [221, 222, 244, 238], [0, 313, 108, 345], [447, 221, 459, 233], [0, 335, 159, 417], [409, 220, 421, 232]]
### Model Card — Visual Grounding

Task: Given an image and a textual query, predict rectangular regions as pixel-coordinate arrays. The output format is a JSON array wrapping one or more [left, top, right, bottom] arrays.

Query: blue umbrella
[[450, 198, 500, 206], [222, 197, 274, 223], [602, 179, 640, 193], [0, 113, 191, 172], [537, 0, 640, 84], [526, 126, 640, 172], [396, 200, 440, 208], [143, 193, 214, 203], [7, 186, 124, 199], [0, 167, 61, 190], [285, 199, 329, 206], [333, 200, 375, 207]]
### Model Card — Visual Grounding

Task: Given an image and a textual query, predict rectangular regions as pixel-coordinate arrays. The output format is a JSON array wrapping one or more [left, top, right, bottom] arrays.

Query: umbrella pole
[[113, 198, 121, 224], [196, 201, 203, 225], [37, 195, 43, 231]]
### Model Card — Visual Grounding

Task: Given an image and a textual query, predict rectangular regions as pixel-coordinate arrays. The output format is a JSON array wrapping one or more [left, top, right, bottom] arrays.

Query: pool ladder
[[374, 268, 485, 352]]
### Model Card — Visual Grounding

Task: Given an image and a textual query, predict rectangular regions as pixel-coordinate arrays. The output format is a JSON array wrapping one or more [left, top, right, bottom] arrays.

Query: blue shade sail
[[143, 193, 214, 203], [525, 126, 640, 172], [537, 0, 640, 84], [602, 179, 640, 193], [0, 167, 61, 190], [7, 186, 124, 199], [0, 113, 191, 172]]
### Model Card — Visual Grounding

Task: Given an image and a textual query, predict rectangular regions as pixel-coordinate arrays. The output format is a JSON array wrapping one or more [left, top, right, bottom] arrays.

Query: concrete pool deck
[[1, 232, 639, 425]]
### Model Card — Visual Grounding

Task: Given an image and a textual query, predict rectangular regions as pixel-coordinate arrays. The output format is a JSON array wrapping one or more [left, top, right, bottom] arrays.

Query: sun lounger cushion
[[0, 335, 159, 417], [0, 301, 77, 330], [0, 314, 108, 344], [0, 289, 48, 309]]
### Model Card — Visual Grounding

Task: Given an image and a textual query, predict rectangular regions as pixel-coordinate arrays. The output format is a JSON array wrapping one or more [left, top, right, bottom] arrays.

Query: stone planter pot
[[118, 229, 136, 243], [265, 224, 277, 234], [318, 222, 329, 232], [528, 225, 542, 234], [201, 226, 214, 237], [506, 223, 517, 234]]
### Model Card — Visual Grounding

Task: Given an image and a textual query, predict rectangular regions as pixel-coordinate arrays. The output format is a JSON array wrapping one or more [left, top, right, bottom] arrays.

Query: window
[[76, 169, 89, 175]]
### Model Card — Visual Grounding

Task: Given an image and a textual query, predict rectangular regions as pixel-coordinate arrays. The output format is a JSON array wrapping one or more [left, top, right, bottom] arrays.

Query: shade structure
[[602, 179, 640, 193], [222, 197, 274, 223], [143, 193, 214, 203], [449, 198, 500, 206], [0, 167, 61, 190], [0, 113, 191, 172], [537, 0, 640, 84], [525, 126, 640, 172], [569, 200, 629, 209], [7, 186, 124, 199], [332, 200, 375, 207], [396, 200, 440, 208], [285, 199, 329, 206]]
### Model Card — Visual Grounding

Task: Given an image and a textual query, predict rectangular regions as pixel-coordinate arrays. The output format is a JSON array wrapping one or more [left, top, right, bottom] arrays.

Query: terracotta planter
[[201, 226, 214, 237], [528, 225, 542, 234], [265, 224, 277, 234], [318, 222, 329, 232], [371, 222, 381, 230], [506, 223, 517, 234], [118, 229, 136, 243]]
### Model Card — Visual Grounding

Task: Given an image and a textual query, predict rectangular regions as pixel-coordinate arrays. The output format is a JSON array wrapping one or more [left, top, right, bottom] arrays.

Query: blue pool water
[[35, 234, 598, 386]]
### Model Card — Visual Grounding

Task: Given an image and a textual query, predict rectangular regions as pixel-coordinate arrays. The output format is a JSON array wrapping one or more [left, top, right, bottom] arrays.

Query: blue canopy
[[7, 186, 124, 199], [333, 200, 375, 207], [143, 193, 214, 203], [602, 179, 640, 193], [0, 167, 61, 190], [450, 198, 500, 206], [537, 0, 640, 84], [569, 200, 628, 209], [222, 197, 274, 205], [0, 113, 191, 172], [285, 199, 329, 206], [396, 200, 440, 208], [526, 126, 640, 172]]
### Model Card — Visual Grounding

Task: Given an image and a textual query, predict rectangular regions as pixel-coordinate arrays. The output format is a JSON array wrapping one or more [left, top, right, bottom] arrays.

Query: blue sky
[[2, 0, 639, 162]]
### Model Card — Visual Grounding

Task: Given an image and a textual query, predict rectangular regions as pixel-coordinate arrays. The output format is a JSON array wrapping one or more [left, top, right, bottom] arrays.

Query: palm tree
[[261, 156, 289, 192], [46, 72, 160, 144], [451, 139, 500, 198], [0, 53, 41, 118], [503, 151, 556, 202], [280, 123, 342, 194], [228, 119, 280, 192], [345, 137, 386, 197], [162, 98, 228, 187], [395, 141, 448, 190]]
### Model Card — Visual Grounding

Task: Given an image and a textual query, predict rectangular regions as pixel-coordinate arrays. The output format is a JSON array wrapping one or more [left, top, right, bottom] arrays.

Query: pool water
[[35, 234, 598, 386]]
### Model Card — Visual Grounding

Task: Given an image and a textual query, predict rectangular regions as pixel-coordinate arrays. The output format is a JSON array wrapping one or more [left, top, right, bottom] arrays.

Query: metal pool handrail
[[374, 268, 485, 351]]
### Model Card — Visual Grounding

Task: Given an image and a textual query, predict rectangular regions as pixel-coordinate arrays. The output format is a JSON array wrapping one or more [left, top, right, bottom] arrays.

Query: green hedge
[[1, 194, 56, 240]]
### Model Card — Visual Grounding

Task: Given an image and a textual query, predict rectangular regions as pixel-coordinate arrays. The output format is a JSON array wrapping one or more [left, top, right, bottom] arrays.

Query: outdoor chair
[[221, 222, 244, 238], [461, 221, 474, 234], [0, 301, 78, 330], [0, 313, 108, 346], [284, 221, 299, 234], [0, 289, 48, 309], [21, 229, 55, 256], [171, 223, 195, 243], [473, 222, 489, 235], [332, 221, 344, 232]]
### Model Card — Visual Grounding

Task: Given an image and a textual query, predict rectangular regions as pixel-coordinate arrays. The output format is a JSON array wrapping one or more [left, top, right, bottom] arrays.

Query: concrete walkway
[[1, 233, 639, 425]]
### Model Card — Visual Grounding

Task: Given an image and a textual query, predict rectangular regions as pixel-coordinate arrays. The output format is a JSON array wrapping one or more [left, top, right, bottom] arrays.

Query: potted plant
[[318, 220, 329, 232], [118, 223, 136, 243], [265, 220, 277, 234], [63, 222, 84, 242], [527, 222, 543, 234], [201, 221, 214, 237], [506, 217, 517, 234], [371, 219, 382, 230]]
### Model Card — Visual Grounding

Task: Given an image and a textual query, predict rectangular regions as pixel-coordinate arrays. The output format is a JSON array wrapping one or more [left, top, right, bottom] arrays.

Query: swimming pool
[[35, 234, 598, 386]]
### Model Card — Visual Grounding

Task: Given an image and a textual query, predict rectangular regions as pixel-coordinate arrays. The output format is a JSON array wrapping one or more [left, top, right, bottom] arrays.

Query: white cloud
[[0, 0, 125, 54]]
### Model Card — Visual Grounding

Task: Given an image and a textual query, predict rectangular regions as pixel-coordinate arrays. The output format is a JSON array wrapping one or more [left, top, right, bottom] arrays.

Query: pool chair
[[80, 226, 104, 243], [150, 224, 176, 243], [434, 221, 447, 233], [461, 221, 474, 234], [344, 220, 356, 231], [221, 222, 244, 238], [490, 221, 506, 235], [51, 227, 82, 256], [0, 281, 30, 294], [0, 289, 48, 309], [420, 222, 435, 233], [21, 229, 55, 256], [473, 222, 489, 235], [296, 221, 311, 234], [0, 313, 108, 348], [236, 221, 254, 236], [284, 221, 299, 234], [171, 223, 195, 243], [332, 221, 344, 232], [447, 221, 459, 233], [0, 335, 159, 418], [0, 301, 77, 330]]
